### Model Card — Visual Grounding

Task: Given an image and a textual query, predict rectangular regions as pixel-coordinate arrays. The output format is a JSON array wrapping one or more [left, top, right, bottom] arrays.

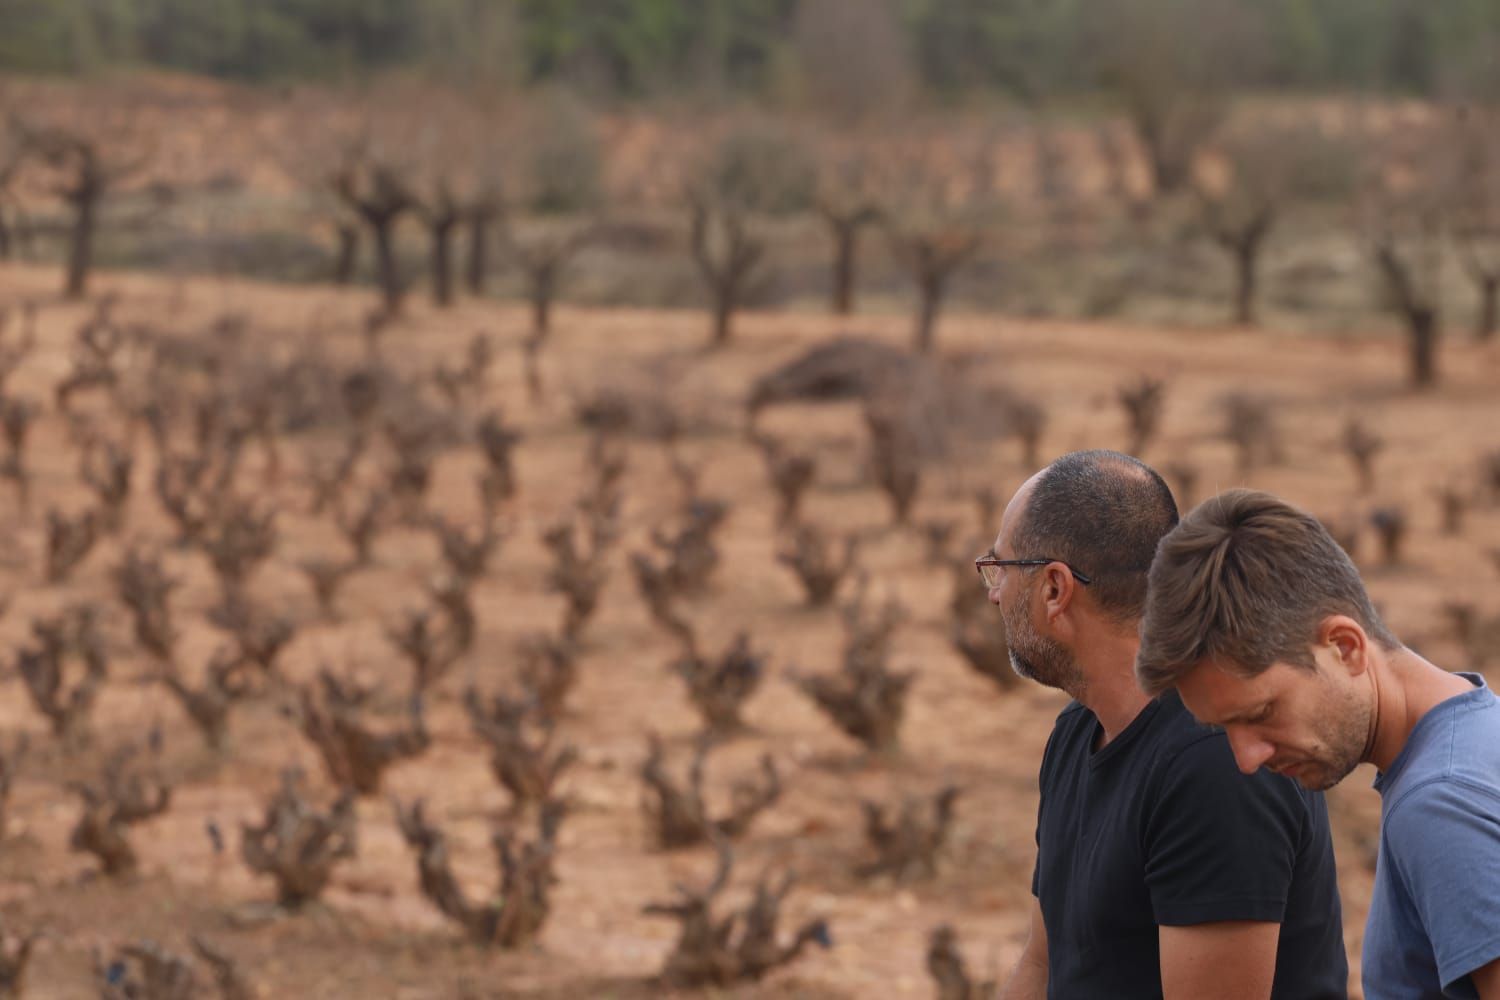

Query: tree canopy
[[0, 0, 1496, 102]]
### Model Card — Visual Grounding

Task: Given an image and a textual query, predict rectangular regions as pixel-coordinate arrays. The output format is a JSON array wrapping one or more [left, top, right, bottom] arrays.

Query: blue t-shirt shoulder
[[1365, 674, 1500, 999]]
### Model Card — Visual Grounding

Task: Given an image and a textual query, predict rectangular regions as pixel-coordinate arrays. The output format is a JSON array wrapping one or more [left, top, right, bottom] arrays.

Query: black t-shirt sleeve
[[1031, 718, 1061, 899], [1141, 733, 1304, 927]]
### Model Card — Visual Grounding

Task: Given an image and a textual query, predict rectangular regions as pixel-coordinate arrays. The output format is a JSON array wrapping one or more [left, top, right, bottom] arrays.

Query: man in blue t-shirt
[[985, 452, 1346, 998], [1137, 488, 1500, 999]]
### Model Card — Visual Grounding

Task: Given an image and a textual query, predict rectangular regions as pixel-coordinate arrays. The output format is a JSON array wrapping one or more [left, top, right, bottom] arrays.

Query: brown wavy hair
[[1136, 488, 1398, 696]]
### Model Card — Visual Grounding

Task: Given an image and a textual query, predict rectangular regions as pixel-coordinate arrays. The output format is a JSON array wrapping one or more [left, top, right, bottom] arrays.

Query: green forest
[[1, 0, 1497, 101]]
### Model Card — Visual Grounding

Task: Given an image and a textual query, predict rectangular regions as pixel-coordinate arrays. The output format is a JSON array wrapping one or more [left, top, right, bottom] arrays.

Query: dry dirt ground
[[0, 262, 1498, 998]]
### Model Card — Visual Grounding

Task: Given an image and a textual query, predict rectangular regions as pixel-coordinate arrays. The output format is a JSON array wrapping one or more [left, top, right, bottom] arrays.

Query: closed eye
[[1222, 702, 1274, 727]]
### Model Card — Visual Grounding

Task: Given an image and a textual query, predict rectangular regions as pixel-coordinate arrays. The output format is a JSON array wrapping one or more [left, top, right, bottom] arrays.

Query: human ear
[[1319, 616, 1368, 677], [1042, 564, 1074, 623]]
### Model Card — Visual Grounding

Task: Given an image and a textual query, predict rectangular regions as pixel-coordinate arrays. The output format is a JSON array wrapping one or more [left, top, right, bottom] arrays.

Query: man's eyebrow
[[1218, 704, 1265, 726]]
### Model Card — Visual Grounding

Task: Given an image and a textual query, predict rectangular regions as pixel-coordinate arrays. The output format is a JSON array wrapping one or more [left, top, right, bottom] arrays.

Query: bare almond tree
[[878, 135, 988, 353], [270, 86, 364, 286], [0, 108, 27, 260], [814, 137, 884, 314], [292, 89, 425, 316], [690, 194, 765, 350], [505, 91, 604, 345], [413, 173, 465, 308], [404, 94, 511, 308], [335, 151, 414, 316], [688, 123, 815, 348], [1452, 108, 1500, 341], [1362, 123, 1452, 388], [1196, 119, 1356, 325], [887, 221, 983, 354], [13, 89, 152, 298], [465, 177, 503, 296]]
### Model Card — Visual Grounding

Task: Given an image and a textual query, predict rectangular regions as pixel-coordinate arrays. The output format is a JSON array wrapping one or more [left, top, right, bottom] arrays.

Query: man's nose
[[986, 586, 1002, 606], [1225, 728, 1275, 774]]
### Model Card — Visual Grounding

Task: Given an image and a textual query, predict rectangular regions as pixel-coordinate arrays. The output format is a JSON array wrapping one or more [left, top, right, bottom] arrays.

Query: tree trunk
[[430, 217, 457, 307], [333, 224, 359, 284], [830, 220, 858, 315], [372, 219, 403, 315], [1478, 275, 1498, 343], [13, 208, 33, 257], [1407, 307, 1438, 388], [466, 214, 491, 295], [65, 188, 98, 300], [1144, 137, 1183, 197], [528, 262, 556, 342], [914, 273, 943, 353], [1233, 238, 1259, 327], [711, 281, 735, 348]]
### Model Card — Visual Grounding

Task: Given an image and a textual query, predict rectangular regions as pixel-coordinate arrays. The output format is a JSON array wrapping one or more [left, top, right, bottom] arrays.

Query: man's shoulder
[[1386, 683, 1500, 803], [1039, 700, 1093, 759], [1149, 703, 1316, 813], [1139, 692, 1243, 769], [1385, 772, 1500, 836]]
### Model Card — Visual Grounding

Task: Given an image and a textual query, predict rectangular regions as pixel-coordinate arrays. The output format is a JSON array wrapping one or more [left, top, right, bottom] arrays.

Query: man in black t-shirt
[[980, 451, 1346, 999]]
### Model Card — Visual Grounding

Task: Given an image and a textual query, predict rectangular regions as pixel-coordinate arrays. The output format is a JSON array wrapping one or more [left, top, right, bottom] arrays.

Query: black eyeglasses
[[975, 554, 1093, 588]]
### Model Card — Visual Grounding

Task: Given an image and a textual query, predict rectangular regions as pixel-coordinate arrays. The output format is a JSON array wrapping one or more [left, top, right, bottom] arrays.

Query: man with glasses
[[1136, 489, 1500, 999], [986, 451, 1346, 999]]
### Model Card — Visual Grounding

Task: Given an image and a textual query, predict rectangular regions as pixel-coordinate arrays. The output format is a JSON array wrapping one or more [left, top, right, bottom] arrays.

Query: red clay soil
[[0, 262, 1496, 997]]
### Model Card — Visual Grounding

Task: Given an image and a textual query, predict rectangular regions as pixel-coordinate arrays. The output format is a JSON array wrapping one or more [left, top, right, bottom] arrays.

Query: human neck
[[1072, 628, 1152, 747], [1364, 647, 1476, 773]]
